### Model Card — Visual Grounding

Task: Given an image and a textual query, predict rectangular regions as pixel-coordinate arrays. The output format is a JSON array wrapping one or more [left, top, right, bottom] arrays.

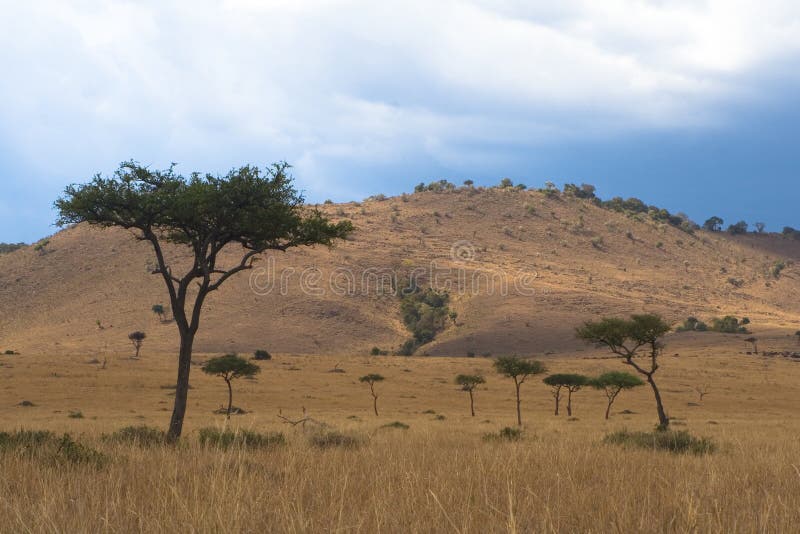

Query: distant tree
[[493, 356, 547, 426], [151, 304, 166, 322], [590, 371, 644, 419], [463, 179, 474, 187], [128, 331, 146, 359], [359, 374, 385, 416], [727, 220, 748, 235], [576, 314, 672, 430], [543, 374, 590, 416], [703, 216, 723, 232], [56, 161, 351, 441], [455, 374, 485, 416], [499, 178, 514, 188], [755, 222, 766, 233], [448, 310, 458, 325], [253, 349, 271, 360], [744, 337, 758, 354], [202, 354, 260, 419]]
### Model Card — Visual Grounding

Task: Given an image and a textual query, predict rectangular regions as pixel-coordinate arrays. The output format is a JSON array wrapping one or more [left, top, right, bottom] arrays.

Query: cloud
[[0, 0, 799, 210]]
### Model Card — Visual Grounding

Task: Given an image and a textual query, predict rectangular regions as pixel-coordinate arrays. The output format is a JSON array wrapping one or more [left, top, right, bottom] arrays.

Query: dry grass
[[2, 335, 800, 532]]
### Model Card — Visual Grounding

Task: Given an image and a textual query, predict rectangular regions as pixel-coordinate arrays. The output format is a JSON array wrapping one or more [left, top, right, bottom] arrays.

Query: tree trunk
[[134, 344, 140, 359], [225, 377, 233, 419], [646, 374, 669, 430], [515, 381, 522, 426], [605, 400, 612, 420], [373, 394, 378, 417], [554, 391, 560, 416], [469, 390, 475, 417], [167, 332, 194, 442], [567, 389, 573, 417]]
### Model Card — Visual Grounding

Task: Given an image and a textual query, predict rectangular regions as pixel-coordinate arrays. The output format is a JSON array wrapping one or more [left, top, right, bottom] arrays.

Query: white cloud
[[0, 0, 799, 201]]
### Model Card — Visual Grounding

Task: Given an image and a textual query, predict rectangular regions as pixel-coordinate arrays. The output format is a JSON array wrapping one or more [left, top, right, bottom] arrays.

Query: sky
[[1, 0, 799, 243]]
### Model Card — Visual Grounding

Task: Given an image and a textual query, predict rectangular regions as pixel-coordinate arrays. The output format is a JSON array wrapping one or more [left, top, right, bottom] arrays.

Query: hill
[[1, 186, 799, 357]]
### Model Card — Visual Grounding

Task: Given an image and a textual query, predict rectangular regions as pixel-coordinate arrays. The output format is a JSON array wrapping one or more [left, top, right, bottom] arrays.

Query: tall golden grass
[[2, 342, 800, 532], [1, 421, 800, 532]]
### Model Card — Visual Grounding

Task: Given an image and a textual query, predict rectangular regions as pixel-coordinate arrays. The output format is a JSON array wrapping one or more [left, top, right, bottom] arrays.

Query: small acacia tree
[[493, 356, 547, 426], [455, 374, 485, 416], [590, 371, 644, 419], [202, 354, 260, 419], [151, 304, 166, 322], [543, 374, 589, 416], [128, 331, 146, 359], [359, 374, 384, 416], [56, 161, 352, 441], [577, 314, 672, 429]]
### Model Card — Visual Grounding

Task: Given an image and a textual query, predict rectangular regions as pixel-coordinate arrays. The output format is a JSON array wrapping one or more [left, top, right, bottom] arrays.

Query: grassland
[[2, 330, 800, 532]]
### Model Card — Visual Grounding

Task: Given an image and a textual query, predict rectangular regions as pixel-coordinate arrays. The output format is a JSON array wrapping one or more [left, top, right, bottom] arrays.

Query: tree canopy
[[576, 314, 671, 429], [55, 160, 352, 441]]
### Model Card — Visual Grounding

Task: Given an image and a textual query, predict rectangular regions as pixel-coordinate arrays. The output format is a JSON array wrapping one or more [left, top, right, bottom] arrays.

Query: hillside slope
[[1, 187, 799, 357]]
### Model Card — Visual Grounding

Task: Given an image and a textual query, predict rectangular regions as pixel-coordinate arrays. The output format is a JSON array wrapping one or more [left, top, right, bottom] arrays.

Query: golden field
[[2, 329, 800, 533]]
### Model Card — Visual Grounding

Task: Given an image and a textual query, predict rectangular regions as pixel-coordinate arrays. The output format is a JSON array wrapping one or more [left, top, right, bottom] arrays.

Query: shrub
[[603, 429, 716, 455], [381, 421, 410, 430], [483, 426, 523, 442], [253, 349, 271, 360], [104, 425, 166, 446], [198, 428, 285, 449], [771, 260, 786, 279], [710, 316, 749, 334], [308, 430, 363, 449], [727, 221, 748, 235], [0, 430, 106, 467]]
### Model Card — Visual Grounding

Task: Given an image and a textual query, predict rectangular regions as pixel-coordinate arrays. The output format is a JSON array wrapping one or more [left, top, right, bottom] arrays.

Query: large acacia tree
[[56, 161, 352, 441], [576, 314, 671, 429]]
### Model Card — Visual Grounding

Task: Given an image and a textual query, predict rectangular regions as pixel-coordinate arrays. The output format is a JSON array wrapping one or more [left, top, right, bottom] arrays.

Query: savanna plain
[[2, 335, 800, 533]]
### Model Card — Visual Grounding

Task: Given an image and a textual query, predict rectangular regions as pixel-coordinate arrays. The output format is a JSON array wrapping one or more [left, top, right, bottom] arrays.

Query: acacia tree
[[455, 374, 485, 416], [151, 304, 166, 322], [56, 161, 352, 441], [590, 371, 644, 419], [576, 314, 672, 429], [128, 331, 146, 359], [493, 356, 547, 426], [543, 374, 589, 416], [359, 374, 385, 416], [202, 354, 260, 419]]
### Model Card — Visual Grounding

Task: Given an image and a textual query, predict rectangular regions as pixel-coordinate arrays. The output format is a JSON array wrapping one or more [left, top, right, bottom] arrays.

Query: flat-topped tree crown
[[576, 313, 672, 429], [55, 160, 352, 441]]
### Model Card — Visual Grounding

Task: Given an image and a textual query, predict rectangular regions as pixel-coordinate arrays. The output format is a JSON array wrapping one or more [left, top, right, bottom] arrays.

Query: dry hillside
[[1, 187, 799, 357]]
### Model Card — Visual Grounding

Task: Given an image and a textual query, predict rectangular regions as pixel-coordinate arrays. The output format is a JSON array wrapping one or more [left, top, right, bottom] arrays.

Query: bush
[[381, 421, 410, 430], [370, 347, 388, 356], [603, 429, 716, 455], [308, 430, 363, 449], [0, 430, 106, 467], [198, 428, 285, 449], [104, 425, 166, 446], [483, 426, 523, 442], [710, 316, 749, 334], [253, 349, 271, 360], [771, 261, 786, 279]]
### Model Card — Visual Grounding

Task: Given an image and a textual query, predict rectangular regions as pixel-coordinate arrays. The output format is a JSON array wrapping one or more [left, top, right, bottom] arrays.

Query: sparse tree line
[[46, 159, 789, 443]]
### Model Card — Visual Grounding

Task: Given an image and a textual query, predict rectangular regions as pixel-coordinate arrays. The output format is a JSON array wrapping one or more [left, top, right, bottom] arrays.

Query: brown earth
[[1, 187, 798, 358]]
